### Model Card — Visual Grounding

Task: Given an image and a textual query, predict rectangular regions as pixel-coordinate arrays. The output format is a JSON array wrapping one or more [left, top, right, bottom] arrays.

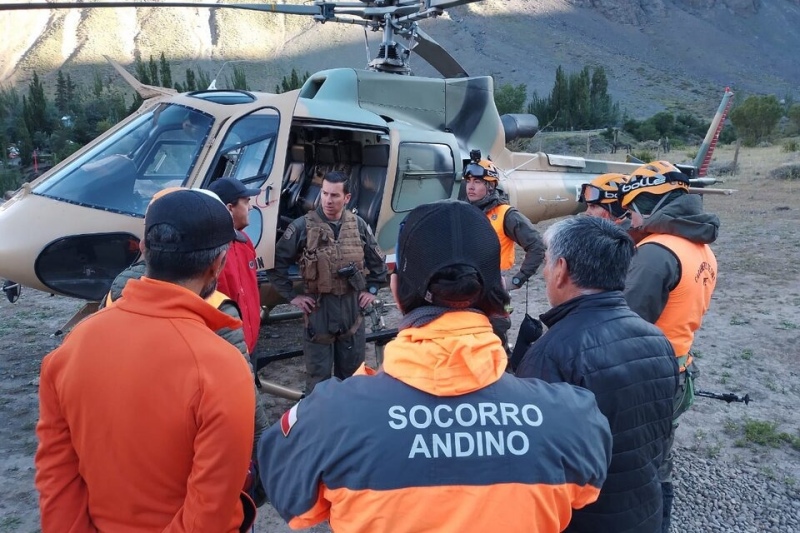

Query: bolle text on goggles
[[578, 182, 619, 204]]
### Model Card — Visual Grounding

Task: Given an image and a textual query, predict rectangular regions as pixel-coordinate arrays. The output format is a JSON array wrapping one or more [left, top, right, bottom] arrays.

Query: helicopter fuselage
[[0, 68, 648, 306]]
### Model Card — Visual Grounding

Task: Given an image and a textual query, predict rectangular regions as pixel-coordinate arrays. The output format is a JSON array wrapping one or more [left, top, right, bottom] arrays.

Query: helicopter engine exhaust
[[501, 114, 539, 143]]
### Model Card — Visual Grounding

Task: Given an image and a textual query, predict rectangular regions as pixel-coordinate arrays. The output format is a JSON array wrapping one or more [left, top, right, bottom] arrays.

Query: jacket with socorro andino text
[[258, 310, 612, 533]]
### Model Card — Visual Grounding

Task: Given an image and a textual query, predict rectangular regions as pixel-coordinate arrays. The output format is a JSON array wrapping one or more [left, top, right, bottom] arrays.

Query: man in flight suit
[[463, 151, 545, 351], [268, 170, 387, 393], [258, 200, 612, 533]]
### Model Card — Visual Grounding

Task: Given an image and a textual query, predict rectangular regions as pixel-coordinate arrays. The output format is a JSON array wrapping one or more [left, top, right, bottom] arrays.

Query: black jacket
[[516, 291, 679, 533]]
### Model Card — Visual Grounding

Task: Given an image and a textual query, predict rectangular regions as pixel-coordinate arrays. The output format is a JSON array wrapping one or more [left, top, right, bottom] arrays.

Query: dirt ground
[[1, 143, 799, 532]]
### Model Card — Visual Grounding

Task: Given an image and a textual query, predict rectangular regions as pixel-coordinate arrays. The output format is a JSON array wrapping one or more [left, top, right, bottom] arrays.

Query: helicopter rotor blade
[[0, 2, 328, 18], [411, 27, 468, 78], [335, 5, 421, 18], [425, 0, 483, 8]]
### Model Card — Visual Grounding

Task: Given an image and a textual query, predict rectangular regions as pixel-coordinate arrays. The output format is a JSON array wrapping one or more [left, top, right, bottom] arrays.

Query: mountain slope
[[0, 0, 798, 118]]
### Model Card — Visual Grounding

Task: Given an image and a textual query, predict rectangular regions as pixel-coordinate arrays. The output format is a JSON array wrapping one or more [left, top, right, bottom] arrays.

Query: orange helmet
[[578, 173, 627, 205], [463, 159, 500, 183], [619, 161, 690, 209]]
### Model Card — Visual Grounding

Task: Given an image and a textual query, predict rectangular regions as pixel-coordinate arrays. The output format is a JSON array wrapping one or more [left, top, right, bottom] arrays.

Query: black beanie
[[396, 200, 503, 313]]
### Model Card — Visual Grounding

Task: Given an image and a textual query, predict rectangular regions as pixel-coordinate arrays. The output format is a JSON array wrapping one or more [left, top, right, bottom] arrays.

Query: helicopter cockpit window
[[207, 109, 279, 189], [391, 143, 455, 212], [33, 104, 213, 216]]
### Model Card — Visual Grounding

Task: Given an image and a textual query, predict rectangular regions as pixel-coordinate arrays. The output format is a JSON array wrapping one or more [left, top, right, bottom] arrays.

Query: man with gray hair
[[516, 216, 679, 533]]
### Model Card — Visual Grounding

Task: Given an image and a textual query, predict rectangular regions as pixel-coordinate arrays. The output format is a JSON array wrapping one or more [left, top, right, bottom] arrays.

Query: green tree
[[729, 95, 783, 146], [589, 66, 615, 126], [651, 111, 675, 137], [528, 65, 619, 131], [134, 53, 150, 85], [788, 104, 800, 131], [159, 52, 173, 89], [567, 68, 591, 129], [24, 72, 51, 136], [494, 83, 527, 115], [197, 69, 211, 91], [227, 66, 250, 90], [184, 68, 197, 92], [55, 71, 68, 115], [527, 91, 551, 127], [148, 55, 159, 87], [14, 113, 33, 165], [551, 66, 569, 129], [275, 69, 310, 93]]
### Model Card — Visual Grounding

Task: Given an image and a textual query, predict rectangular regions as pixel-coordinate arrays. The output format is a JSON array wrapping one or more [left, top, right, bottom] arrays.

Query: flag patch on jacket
[[280, 403, 300, 437]]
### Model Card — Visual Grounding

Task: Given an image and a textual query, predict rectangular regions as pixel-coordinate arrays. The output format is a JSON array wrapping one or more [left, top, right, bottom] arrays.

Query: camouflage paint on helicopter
[[0, 0, 733, 312]]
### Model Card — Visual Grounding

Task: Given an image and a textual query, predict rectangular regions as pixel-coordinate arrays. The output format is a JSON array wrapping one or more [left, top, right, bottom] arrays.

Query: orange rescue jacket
[[638, 233, 718, 361], [258, 311, 611, 533], [35, 277, 255, 533], [486, 204, 515, 271]]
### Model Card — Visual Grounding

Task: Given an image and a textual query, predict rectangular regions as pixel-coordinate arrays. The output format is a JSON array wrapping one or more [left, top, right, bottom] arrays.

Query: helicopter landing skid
[[254, 327, 398, 372]]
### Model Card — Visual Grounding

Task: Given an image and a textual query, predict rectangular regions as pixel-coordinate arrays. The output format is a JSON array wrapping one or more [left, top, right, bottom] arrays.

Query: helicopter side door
[[375, 130, 461, 254], [197, 91, 299, 272]]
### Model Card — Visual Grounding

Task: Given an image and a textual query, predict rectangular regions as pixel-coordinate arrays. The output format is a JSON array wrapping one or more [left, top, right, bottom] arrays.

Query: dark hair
[[544, 217, 634, 292], [397, 264, 509, 316], [323, 170, 350, 194], [144, 223, 229, 282]]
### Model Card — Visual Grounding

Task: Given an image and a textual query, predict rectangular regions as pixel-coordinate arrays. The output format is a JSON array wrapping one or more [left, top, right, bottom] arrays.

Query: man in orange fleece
[[35, 190, 256, 532], [258, 200, 612, 533]]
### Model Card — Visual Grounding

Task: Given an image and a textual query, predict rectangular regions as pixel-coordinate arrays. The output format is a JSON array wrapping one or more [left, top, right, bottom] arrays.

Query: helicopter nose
[[0, 191, 143, 298]]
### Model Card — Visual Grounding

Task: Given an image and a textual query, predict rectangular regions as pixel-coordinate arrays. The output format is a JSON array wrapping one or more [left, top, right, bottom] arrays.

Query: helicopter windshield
[[34, 104, 213, 216]]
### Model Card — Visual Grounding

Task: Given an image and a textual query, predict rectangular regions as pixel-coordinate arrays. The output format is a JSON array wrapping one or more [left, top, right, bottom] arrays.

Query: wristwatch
[[368, 286, 379, 295], [511, 276, 523, 288]]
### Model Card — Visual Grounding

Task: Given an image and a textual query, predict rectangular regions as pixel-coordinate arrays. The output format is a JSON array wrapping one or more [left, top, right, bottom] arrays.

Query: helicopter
[[0, 0, 732, 331]]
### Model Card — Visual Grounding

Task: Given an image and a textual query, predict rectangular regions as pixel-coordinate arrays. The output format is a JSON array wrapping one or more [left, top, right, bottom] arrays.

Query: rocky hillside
[[1, 0, 798, 118]]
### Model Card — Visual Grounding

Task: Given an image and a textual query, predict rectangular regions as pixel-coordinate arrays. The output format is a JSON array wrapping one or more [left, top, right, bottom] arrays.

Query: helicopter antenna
[[363, 27, 372, 68]]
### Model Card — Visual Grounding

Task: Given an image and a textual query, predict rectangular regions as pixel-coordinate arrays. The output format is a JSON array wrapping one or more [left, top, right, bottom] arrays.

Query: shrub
[[769, 163, 800, 180], [632, 149, 654, 162], [0, 168, 23, 194], [782, 139, 799, 152]]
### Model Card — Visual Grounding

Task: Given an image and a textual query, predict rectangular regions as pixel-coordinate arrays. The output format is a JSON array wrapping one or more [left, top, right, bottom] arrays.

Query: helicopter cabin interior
[[277, 124, 390, 233]]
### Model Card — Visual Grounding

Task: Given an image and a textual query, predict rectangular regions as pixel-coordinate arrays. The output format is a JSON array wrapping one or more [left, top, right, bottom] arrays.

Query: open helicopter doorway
[[277, 123, 391, 235]]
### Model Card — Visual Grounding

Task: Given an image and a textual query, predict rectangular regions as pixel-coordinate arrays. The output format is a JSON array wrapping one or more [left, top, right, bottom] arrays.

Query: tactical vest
[[486, 204, 515, 271], [638, 233, 718, 363], [300, 210, 367, 296]]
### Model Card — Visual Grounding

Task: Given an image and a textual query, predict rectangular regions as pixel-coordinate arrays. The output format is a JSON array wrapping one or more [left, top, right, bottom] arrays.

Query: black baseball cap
[[208, 178, 260, 205], [145, 190, 236, 252], [396, 200, 502, 310]]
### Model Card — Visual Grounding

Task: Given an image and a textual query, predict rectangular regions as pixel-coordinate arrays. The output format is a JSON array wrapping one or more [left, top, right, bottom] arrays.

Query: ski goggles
[[577, 183, 619, 204], [463, 163, 498, 182]]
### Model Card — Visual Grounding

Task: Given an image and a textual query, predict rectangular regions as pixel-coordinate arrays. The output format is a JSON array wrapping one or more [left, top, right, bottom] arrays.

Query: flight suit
[[269, 207, 387, 393]]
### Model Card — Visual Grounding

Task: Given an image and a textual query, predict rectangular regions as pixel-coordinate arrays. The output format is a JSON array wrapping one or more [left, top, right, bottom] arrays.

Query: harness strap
[[305, 313, 364, 344]]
